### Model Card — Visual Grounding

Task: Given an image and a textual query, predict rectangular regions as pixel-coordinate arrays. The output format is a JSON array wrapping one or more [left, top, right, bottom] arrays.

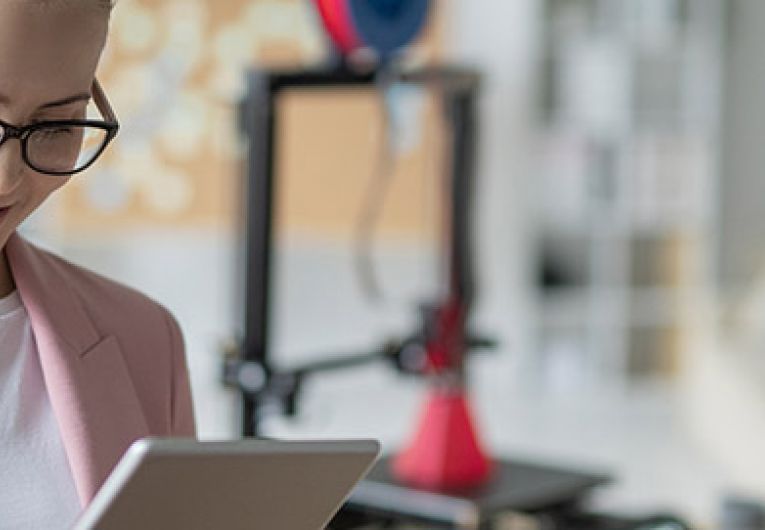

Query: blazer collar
[[5, 230, 150, 507], [5, 231, 101, 355]]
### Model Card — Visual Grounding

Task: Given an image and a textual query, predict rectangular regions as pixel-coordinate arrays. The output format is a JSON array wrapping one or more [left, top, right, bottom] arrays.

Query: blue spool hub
[[345, 0, 431, 59]]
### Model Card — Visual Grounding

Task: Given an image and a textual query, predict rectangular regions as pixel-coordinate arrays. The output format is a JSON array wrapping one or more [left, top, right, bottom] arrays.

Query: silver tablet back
[[73, 438, 380, 530]]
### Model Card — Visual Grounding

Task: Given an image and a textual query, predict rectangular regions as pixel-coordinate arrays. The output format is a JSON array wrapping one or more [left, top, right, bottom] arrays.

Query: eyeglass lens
[[26, 125, 109, 174]]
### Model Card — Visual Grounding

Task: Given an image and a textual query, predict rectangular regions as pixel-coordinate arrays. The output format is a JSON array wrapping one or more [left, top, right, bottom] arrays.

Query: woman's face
[[0, 1, 109, 248]]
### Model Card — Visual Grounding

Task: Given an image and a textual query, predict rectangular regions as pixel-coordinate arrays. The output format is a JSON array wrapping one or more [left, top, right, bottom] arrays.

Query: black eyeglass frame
[[0, 79, 119, 177]]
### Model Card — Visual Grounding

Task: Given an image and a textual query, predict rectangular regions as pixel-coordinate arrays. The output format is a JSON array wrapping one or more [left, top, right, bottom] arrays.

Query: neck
[[0, 247, 16, 298]]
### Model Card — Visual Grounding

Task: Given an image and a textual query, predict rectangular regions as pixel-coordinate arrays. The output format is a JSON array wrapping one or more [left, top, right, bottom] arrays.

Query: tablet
[[72, 437, 380, 530]]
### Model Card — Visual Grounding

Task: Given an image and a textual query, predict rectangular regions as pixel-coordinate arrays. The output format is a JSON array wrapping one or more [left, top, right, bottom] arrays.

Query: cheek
[[22, 172, 69, 211]]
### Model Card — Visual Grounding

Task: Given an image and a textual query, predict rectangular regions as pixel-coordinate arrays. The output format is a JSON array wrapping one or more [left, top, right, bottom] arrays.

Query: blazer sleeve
[[163, 309, 197, 437]]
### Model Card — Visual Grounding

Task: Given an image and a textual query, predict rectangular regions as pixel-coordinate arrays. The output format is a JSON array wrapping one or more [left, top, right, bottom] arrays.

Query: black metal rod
[[261, 65, 480, 94], [447, 88, 478, 310], [242, 71, 278, 437]]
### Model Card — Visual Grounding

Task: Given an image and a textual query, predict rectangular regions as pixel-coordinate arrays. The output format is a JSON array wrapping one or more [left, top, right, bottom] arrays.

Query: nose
[[0, 131, 25, 195]]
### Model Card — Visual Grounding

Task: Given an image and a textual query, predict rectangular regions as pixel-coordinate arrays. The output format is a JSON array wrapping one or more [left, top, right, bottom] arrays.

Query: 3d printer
[[222, 1, 694, 528]]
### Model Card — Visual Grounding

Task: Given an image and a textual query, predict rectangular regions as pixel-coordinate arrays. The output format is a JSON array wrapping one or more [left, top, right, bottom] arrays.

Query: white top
[[0, 290, 82, 529]]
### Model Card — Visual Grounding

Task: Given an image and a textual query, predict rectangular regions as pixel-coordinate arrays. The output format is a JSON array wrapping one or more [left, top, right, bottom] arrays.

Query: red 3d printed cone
[[393, 387, 492, 490]]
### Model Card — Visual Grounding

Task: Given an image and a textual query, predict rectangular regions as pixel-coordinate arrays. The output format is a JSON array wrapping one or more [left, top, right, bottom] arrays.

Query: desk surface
[[344, 456, 611, 528]]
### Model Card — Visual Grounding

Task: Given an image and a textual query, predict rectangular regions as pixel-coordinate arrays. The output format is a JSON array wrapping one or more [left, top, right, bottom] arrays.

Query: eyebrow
[[39, 93, 92, 109], [0, 92, 91, 109]]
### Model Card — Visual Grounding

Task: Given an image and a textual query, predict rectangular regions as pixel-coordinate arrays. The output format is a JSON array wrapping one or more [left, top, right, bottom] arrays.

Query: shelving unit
[[534, 0, 723, 381]]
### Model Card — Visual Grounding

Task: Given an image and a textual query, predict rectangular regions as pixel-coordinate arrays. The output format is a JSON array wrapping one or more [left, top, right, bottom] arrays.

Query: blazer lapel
[[5, 231, 150, 507]]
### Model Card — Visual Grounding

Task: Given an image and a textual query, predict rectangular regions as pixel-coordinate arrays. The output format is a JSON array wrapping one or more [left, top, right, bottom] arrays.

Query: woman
[[0, 1, 196, 527]]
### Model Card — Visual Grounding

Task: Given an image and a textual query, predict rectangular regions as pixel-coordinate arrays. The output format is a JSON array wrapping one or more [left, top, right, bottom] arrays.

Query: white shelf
[[539, 286, 687, 328], [536, 0, 721, 377]]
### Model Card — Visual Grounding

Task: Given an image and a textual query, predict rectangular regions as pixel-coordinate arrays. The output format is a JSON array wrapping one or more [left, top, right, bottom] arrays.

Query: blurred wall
[[58, 0, 320, 229], [51, 0, 445, 236]]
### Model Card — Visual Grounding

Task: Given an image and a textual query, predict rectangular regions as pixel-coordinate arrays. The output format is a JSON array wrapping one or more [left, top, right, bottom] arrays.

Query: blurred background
[[19, 0, 765, 527]]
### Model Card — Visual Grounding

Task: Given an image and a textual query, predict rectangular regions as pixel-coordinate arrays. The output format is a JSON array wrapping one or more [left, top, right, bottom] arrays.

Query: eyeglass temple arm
[[92, 78, 117, 123]]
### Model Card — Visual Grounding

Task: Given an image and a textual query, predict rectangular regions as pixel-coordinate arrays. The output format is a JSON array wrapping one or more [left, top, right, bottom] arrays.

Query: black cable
[[546, 511, 694, 530], [353, 64, 400, 303]]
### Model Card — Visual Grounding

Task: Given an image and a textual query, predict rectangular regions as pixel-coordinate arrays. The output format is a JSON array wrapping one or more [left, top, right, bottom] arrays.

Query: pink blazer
[[4, 231, 196, 509]]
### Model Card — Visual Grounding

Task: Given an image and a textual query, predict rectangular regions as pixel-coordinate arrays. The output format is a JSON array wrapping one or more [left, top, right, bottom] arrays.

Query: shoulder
[[20, 238, 196, 435], [27, 238, 180, 346]]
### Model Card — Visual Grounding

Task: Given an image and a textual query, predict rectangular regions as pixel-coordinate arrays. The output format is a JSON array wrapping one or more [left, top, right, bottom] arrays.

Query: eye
[[49, 126, 73, 134], [34, 126, 75, 139]]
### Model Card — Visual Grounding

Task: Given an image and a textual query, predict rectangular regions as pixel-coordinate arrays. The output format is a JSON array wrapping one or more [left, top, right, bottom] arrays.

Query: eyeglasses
[[0, 79, 119, 177]]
